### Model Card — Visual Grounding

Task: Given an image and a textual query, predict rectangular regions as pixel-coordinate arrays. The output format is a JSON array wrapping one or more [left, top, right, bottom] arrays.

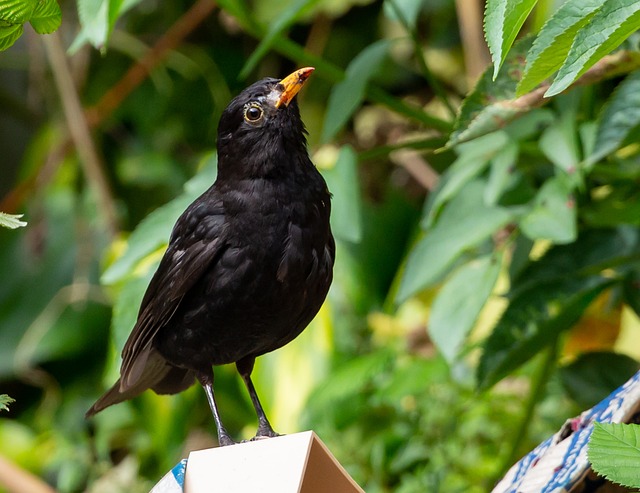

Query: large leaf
[[477, 275, 612, 390], [321, 39, 391, 143], [484, 0, 537, 79], [589, 423, 640, 489], [29, 0, 61, 34], [448, 36, 534, 146], [429, 253, 503, 363], [516, 0, 605, 95], [546, 0, 640, 97], [559, 352, 639, 409], [589, 70, 640, 164], [397, 180, 512, 303], [511, 226, 640, 297], [520, 175, 577, 244], [321, 145, 363, 244]]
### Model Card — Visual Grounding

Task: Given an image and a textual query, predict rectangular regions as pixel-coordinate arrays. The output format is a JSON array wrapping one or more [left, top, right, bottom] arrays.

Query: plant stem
[[493, 337, 559, 485]]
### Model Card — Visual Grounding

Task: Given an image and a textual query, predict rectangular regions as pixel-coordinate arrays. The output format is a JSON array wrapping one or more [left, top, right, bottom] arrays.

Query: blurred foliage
[[1, 0, 640, 492]]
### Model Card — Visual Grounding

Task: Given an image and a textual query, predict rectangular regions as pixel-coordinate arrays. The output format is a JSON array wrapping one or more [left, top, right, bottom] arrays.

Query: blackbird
[[87, 67, 335, 446]]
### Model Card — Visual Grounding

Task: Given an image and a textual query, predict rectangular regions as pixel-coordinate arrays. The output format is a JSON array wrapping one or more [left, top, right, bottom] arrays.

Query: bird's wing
[[120, 203, 225, 391]]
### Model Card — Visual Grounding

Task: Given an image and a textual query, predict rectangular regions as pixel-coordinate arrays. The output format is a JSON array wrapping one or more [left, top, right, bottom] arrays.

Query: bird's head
[[216, 67, 315, 179]]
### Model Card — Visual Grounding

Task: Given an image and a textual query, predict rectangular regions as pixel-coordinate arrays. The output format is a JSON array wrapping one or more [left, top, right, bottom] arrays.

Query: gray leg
[[197, 369, 236, 446], [236, 357, 279, 439]]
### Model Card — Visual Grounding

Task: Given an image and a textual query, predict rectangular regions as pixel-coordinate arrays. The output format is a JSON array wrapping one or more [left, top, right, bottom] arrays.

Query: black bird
[[87, 68, 335, 446]]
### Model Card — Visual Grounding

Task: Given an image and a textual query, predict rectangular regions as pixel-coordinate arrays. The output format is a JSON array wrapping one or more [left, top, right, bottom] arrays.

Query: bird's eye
[[244, 104, 264, 123]]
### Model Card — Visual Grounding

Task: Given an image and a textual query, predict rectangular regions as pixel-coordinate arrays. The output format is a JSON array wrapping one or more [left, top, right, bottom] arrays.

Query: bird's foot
[[253, 424, 280, 440], [217, 432, 237, 447]]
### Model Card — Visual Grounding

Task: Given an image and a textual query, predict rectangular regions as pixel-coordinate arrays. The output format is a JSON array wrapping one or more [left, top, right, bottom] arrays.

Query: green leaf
[[0, 212, 27, 229], [29, 0, 61, 33], [516, 0, 605, 95], [448, 36, 535, 146], [520, 175, 577, 244], [102, 157, 216, 285], [429, 253, 503, 363], [0, 394, 14, 412], [477, 275, 612, 390], [511, 227, 640, 296], [0, 0, 37, 23], [321, 145, 363, 244], [484, 0, 538, 79], [484, 139, 519, 205], [539, 116, 581, 175], [74, 0, 109, 50], [546, 0, 640, 97], [560, 352, 639, 409], [240, 0, 320, 78], [383, 0, 422, 29], [426, 131, 509, 226], [397, 180, 512, 302], [589, 70, 640, 164], [589, 423, 640, 489], [321, 39, 391, 143], [0, 21, 23, 51]]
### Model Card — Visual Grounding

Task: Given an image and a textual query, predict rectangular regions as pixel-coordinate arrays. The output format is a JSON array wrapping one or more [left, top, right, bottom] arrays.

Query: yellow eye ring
[[244, 103, 264, 123]]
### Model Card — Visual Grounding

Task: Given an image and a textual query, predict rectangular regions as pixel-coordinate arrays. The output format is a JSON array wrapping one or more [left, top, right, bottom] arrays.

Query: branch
[[86, 0, 217, 127], [42, 33, 119, 237]]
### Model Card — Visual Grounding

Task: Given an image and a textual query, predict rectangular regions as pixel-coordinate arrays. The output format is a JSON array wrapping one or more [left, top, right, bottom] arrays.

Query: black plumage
[[87, 68, 335, 446]]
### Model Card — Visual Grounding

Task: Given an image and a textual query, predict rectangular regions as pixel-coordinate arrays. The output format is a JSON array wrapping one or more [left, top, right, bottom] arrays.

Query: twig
[[0, 455, 56, 493], [455, 0, 491, 86], [86, 0, 217, 127], [42, 33, 119, 237], [389, 149, 440, 191]]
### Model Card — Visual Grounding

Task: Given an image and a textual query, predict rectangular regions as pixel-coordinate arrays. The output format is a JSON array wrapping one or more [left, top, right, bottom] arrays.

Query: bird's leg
[[236, 357, 279, 439], [196, 369, 236, 446]]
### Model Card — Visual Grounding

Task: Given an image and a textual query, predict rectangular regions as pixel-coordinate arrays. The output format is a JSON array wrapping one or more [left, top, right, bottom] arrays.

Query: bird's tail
[[86, 350, 195, 417]]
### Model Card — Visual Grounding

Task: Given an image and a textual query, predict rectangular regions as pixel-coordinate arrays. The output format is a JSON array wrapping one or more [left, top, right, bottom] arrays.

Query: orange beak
[[275, 67, 314, 108]]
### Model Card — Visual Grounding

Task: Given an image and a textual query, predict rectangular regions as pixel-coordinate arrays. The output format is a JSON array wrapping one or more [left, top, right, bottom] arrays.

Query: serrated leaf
[[516, 0, 605, 95], [0, 0, 37, 23], [484, 0, 538, 79], [589, 70, 640, 164], [520, 175, 577, 244], [589, 422, 640, 489], [0, 21, 23, 51], [0, 212, 27, 229], [29, 0, 61, 34], [429, 253, 503, 363], [321, 39, 390, 143], [478, 276, 612, 389], [321, 145, 362, 244], [546, 0, 640, 97], [397, 180, 512, 302], [449, 36, 534, 146], [0, 394, 14, 412]]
